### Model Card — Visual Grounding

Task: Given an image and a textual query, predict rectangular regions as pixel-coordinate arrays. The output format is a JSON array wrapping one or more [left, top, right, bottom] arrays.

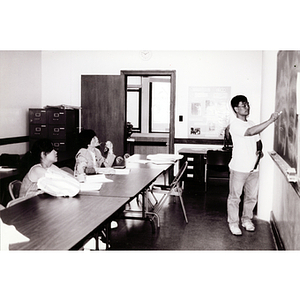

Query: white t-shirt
[[229, 118, 260, 172]]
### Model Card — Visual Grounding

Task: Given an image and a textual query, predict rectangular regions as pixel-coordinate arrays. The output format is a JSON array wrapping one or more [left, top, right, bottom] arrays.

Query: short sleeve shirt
[[229, 118, 260, 172]]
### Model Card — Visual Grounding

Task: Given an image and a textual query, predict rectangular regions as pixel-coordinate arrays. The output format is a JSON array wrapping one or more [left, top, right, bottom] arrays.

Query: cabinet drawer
[[30, 124, 48, 138], [48, 126, 66, 139], [53, 141, 67, 152], [29, 109, 47, 124], [47, 109, 66, 124]]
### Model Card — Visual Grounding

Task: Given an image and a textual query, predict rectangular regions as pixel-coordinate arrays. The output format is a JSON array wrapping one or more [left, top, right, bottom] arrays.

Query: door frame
[[121, 70, 176, 154]]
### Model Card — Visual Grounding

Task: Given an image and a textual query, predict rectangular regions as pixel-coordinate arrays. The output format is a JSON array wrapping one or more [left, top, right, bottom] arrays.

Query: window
[[126, 75, 170, 134], [149, 81, 170, 133], [126, 88, 141, 132]]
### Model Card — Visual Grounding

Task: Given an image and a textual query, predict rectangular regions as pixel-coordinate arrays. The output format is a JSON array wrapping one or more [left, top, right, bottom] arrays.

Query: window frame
[[149, 81, 170, 133], [127, 87, 142, 133]]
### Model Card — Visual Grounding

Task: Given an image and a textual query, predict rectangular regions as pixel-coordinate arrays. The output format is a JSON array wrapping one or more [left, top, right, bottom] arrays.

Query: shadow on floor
[[109, 180, 276, 250]]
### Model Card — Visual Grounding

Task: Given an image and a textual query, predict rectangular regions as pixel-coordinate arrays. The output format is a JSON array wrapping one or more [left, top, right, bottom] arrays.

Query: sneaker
[[229, 223, 242, 235], [111, 221, 118, 229], [242, 220, 255, 231]]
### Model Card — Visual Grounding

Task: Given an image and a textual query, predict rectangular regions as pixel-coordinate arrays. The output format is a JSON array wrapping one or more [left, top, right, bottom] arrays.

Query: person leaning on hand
[[74, 129, 117, 182], [227, 95, 281, 235]]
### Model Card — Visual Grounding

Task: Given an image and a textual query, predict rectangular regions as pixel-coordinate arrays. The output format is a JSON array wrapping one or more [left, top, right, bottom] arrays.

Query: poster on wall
[[188, 86, 231, 139]]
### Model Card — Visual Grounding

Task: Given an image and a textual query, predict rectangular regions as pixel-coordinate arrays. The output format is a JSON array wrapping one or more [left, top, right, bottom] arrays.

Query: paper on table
[[125, 157, 149, 164], [85, 174, 113, 183], [147, 154, 183, 162], [114, 168, 130, 175], [149, 160, 176, 165], [0, 166, 17, 172], [0, 218, 30, 250], [80, 182, 103, 191]]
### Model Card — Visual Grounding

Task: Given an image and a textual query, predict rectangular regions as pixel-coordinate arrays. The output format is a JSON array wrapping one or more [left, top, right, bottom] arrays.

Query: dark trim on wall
[[270, 211, 285, 250], [134, 141, 167, 147], [0, 136, 29, 146], [174, 138, 224, 145]]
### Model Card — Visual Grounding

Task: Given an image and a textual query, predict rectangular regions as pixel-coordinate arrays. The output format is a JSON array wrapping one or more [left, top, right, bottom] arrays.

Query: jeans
[[227, 169, 259, 225]]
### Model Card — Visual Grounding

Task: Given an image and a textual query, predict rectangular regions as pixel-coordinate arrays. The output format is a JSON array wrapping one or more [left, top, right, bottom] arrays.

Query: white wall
[[41, 50, 263, 137], [257, 51, 278, 220], [0, 51, 42, 154], [2, 50, 278, 220]]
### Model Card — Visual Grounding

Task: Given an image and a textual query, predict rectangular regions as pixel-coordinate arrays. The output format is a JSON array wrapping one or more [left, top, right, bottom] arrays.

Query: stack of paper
[[146, 154, 183, 164], [114, 168, 130, 175], [85, 174, 113, 183], [0, 218, 30, 250], [80, 174, 113, 192]]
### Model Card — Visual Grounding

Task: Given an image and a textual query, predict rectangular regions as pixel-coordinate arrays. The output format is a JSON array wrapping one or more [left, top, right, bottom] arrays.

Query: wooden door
[[81, 75, 125, 156]]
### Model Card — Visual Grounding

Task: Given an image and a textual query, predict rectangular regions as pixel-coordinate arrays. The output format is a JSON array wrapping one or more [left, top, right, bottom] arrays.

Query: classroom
[[1, 49, 299, 253]]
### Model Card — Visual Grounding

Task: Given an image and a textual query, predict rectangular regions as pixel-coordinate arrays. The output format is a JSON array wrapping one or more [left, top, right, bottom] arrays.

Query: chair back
[[170, 161, 188, 188], [8, 180, 22, 200], [206, 150, 232, 166]]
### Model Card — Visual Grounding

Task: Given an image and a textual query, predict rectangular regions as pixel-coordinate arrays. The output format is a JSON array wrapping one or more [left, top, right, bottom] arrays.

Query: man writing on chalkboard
[[227, 95, 281, 235]]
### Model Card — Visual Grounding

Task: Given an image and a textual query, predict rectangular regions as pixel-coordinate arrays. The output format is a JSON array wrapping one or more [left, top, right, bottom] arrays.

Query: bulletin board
[[274, 51, 300, 170], [188, 86, 231, 139]]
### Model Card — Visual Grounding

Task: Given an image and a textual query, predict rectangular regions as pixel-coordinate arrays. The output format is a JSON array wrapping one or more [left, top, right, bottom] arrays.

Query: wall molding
[[270, 211, 285, 250], [0, 136, 29, 146], [174, 138, 223, 145]]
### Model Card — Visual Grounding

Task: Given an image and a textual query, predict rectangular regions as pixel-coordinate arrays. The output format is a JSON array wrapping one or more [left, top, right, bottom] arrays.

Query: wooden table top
[[83, 154, 175, 199], [0, 154, 177, 250], [0, 193, 128, 250]]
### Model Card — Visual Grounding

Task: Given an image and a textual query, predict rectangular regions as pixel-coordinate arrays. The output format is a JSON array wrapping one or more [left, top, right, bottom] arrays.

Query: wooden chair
[[148, 161, 189, 226], [204, 150, 232, 192]]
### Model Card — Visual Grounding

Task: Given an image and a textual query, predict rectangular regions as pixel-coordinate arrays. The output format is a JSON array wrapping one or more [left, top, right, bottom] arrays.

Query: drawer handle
[[187, 166, 194, 169], [187, 174, 194, 178], [187, 157, 194, 161]]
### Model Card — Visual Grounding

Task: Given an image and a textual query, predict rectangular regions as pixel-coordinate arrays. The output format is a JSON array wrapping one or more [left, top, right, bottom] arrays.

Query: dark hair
[[230, 95, 248, 112], [31, 139, 54, 164], [78, 129, 97, 149], [18, 138, 54, 179]]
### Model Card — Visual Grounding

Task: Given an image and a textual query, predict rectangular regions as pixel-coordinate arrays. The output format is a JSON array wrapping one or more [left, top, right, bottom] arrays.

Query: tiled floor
[[109, 180, 276, 251]]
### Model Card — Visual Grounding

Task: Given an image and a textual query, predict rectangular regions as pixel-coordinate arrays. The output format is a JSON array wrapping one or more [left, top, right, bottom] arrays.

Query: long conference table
[[0, 154, 177, 250]]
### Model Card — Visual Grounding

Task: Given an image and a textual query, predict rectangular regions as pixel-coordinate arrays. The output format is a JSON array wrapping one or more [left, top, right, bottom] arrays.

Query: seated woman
[[74, 129, 126, 233], [19, 139, 80, 198], [74, 129, 125, 182]]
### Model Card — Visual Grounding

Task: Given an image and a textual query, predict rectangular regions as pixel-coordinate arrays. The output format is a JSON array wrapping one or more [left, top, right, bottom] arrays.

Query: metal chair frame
[[148, 161, 189, 226]]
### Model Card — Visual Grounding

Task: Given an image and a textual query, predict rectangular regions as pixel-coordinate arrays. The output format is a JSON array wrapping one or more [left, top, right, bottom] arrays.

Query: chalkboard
[[274, 51, 300, 170]]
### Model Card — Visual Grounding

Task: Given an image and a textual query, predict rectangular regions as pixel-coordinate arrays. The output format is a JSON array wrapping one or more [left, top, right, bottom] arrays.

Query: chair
[[204, 150, 232, 192], [7, 179, 35, 208], [8, 180, 22, 200], [148, 161, 189, 226]]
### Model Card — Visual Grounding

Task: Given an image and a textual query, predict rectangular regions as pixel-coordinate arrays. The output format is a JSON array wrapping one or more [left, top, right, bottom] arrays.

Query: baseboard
[[270, 211, 285, 250]]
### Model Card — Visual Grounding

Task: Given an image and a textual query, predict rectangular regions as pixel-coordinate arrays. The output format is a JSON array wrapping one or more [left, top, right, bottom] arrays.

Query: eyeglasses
[[237, 103, 249, 108]]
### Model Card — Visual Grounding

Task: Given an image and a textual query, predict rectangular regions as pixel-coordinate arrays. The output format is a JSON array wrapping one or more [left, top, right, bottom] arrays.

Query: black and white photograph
[[0, 1, 299, 299]]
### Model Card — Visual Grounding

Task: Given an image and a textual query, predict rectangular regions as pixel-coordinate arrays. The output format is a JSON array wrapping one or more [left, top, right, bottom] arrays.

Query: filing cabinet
[[29, 108, 79, 159], [179, 149, 206, 188], [179, 146, 226, 189]]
